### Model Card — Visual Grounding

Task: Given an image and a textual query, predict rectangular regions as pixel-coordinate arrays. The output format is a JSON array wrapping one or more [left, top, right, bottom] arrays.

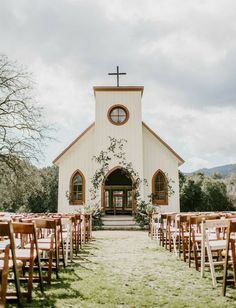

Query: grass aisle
[[27, 231, 236, 308]]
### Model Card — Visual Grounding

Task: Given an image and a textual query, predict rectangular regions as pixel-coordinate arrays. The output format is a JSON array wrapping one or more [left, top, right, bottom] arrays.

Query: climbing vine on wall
[[89, 136, 175, 228]]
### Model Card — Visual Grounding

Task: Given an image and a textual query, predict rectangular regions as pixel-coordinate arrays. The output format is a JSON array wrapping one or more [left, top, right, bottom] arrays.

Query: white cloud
[[0, 0, 235, 170]]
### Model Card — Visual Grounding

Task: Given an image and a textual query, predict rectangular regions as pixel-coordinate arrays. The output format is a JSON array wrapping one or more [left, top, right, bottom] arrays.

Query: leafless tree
[[0, 54, 48, 174]]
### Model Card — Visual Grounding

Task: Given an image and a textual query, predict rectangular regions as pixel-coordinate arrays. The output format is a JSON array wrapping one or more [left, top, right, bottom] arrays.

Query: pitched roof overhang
[[53, 121, 184, 166], [52, 122, 95, 165], [142, 121, 185, 166]]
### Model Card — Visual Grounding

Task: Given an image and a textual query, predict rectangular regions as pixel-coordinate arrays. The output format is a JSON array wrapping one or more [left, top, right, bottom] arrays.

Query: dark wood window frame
[[107, 104, 129, 126], [152, 170, 168, 205], [69, 169, 85, 205]]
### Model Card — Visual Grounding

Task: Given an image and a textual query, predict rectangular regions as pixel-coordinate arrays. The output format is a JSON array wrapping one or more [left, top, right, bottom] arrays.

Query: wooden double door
[[105, 186, 133, 215]]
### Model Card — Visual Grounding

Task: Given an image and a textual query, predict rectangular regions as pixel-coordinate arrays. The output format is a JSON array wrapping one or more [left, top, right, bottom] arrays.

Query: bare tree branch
[[0, 54, 50, 175]]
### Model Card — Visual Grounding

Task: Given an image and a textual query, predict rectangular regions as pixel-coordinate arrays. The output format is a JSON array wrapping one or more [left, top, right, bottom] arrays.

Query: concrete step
[[101, 215, 140, 230], [101, 225, 141, 230], [102, 215, 134, 221], [102, 220, 136, 226]]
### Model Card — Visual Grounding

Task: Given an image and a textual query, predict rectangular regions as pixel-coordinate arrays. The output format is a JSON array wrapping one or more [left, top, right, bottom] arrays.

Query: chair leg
[[1, 255, 9, 307], [193, 243, 199, 271], [47, 250, 53, 284], [65, 235, 69, 267], [222, 243, 230, 295], [27, 258, 34, 302], [37, 254, 44, 294], [231, 241, 236, 287], [55, 246, 59, 279], [206, 245, 217, 288]]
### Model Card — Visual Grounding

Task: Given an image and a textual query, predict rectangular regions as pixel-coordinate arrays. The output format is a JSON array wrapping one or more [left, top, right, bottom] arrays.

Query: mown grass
[[14, 231, 236, 307]]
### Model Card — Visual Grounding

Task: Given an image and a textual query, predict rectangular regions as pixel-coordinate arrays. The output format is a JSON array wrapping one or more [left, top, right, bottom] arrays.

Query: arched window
[[152, 170, 168, 205], [70, 170, 85, 205]]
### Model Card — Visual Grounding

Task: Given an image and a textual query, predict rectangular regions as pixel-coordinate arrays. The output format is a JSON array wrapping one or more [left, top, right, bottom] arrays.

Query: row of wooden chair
[[149, 211, 236, 296], [0, 213, 92, 307]]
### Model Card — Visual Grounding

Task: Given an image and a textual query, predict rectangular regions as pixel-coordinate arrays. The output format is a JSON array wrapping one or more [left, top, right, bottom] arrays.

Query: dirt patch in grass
[[21, 231, 236, 307]]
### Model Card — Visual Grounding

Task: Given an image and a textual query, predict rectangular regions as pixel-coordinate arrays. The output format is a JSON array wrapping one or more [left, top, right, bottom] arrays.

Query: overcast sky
[[1, 0, 236, 172]]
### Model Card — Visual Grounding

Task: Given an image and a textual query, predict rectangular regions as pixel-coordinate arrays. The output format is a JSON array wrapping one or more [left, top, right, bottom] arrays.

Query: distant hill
[[186, 163, 236, 178]]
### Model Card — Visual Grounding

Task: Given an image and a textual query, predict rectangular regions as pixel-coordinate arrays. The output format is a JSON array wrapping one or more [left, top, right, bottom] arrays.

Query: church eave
[[142, 121, 185, 166], [52, 122, 95, 165], [93, 86, 144, 97]]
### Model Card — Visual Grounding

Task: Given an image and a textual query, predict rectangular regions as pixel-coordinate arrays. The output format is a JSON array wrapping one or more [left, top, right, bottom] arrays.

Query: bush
[[91, 206, 103, 230], [134, 201, 151, 228]]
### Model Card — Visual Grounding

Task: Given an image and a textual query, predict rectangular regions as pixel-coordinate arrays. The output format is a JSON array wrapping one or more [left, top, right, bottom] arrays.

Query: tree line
[[179, 171, 234, 212], [0, 162, 58, 213]]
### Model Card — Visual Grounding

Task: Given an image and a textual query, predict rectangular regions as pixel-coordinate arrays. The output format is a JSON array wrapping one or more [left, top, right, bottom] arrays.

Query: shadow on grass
[[23, 279, 85, 308], [16, 243, 95, 308]]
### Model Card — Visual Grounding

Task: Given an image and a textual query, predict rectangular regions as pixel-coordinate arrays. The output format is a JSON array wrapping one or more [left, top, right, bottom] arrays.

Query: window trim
[[69, 169, 85, 205], [107, 104, 129, 126], [152, 170, 168, 205]]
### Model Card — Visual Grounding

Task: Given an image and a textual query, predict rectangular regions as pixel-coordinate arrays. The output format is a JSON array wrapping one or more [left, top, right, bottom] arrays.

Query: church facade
[[53, 86, 184, 214]]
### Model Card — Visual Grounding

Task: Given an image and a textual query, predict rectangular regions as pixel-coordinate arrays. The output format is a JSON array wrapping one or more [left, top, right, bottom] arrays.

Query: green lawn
[[20, 231, 236, 307]]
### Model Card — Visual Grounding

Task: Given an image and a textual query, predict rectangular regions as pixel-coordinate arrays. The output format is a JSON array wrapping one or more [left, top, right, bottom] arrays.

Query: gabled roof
[[52, 123, 95, 164], [142, 121, 185, 165], [53, 121, 184, 166]]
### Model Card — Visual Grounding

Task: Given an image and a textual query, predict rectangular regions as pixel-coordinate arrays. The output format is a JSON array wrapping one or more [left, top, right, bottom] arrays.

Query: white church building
[[53, 82, 184, 215]]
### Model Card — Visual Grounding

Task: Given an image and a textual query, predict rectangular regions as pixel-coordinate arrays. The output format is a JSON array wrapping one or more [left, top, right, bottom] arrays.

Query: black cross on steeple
[[108, 66, 126, 87]]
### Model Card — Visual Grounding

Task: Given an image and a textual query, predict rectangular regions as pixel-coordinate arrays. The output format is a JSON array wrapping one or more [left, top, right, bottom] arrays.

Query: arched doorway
[[102, 167, 135, 215]]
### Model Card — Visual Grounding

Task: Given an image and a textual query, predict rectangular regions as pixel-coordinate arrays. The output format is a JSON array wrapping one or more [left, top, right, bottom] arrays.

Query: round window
[[108, 105, 129, 125]]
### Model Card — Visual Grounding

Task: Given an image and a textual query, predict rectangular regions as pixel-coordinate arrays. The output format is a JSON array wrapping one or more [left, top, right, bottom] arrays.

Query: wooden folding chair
[[149, 213, 159, 240], [12, 222, 44, 302], [0, 243, 10, 307], [166, 214, 177, 252], [159, 214, 168, 247], [73, 214, 82, 254], [201, 218, 229, 287], [0, 221, 21, 306], [34, 218, 62, 284], [178, 215, 190, 261], [222, 220, 236, 296], [61, 217, 73, 266], [54, 218, 66, 269], [188, 215, 203, 270], [82, 214, 92, 244], [189, 215, 220, 271]]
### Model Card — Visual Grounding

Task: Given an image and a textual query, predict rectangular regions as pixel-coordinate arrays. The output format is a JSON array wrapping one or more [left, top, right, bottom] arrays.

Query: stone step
[[102, 215, 134, 221], [102, 220, 136, 226], [101, 215, 139, 230], [101, 225, 141, 230]]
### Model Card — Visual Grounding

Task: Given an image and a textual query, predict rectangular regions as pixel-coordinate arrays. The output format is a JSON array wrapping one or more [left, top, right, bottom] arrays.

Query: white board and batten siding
[[54, 86, 184, 213], [57, 126, 95, 213], [94, 90, 144, 198], [142, 125, 181, 212]]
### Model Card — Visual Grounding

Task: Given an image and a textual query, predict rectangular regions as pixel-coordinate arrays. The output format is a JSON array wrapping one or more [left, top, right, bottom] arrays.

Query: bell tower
[[93, 85, 144, 183]]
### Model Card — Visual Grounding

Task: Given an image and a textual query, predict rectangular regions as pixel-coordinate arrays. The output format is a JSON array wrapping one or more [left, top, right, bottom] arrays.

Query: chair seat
[[37, 242, 55, 250], [15, 248, 37, 260], [0, 238, 22, 248], [38, 237, 53, 243], [208, 239, 226, 250], [194, 233, 202, 241], [0, 238, 21, 248], [170, 227, 179, 233], [0, 259, 22, 269], [0, 241, 9, 249]]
